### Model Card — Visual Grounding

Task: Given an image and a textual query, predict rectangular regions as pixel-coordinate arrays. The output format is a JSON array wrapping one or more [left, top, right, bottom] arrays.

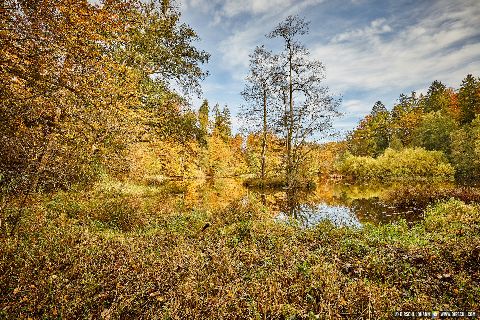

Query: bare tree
[[241, 46, 278, 183], [268, 15, 340, 188]]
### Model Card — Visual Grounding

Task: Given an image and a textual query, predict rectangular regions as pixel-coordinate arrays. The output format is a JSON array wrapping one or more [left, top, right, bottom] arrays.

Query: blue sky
[[179, 0, 480, 138]]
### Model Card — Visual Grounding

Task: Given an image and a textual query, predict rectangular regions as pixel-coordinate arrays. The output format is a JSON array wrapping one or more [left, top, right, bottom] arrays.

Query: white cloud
[[182, 0, 325, 26], [183, 0, 324, 18], [332, 18, 392, 43], [313, 0, 480, 97], [181, 0, 480, 133], [342, 99, 370, 114], [223, 0, 293, 17], [218, 25, 265, 75], [216, 0, 326, 76]]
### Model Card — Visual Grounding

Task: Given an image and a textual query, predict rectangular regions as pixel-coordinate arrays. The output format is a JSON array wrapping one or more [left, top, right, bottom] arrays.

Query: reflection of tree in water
[[256, 192, 267, 206], [175, 179, 428, 227], [175, 178, 248, 212], [279, 189, 361, 228], [283, 189, 301, 218]]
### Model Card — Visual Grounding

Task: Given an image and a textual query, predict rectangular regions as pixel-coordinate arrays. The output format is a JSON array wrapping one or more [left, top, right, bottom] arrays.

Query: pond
[[251, 182, 427, 228], [162, 178, 457, 228]]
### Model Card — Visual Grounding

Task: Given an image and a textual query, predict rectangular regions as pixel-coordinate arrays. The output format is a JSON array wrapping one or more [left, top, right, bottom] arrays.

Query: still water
[[275, 203, 361, 228], [163, 178, 434, 228]]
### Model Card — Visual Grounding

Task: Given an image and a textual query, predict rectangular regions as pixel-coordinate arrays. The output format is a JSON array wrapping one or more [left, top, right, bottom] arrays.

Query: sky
[[179, 0, 480, 138]]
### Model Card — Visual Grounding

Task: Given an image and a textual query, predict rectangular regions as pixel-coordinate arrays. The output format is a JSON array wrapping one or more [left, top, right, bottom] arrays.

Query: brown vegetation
[[1, 188, 479, 318]]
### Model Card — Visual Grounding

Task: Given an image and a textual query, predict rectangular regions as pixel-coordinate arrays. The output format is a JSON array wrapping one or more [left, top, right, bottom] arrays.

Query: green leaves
[[346, 75, 480, 183], [459, 74, 480, 125]]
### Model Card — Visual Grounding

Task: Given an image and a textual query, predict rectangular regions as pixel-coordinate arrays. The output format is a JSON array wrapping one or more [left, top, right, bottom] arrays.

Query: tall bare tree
[[241, 46, 278, 183], [268, 15, 340, 188]]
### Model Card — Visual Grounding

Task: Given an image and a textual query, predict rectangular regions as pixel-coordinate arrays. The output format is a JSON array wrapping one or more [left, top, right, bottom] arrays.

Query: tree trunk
[[261, 89, 267, 184], [287, 43, 294, 189]]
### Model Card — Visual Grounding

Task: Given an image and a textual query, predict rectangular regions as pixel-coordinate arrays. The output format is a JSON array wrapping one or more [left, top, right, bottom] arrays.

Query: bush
[[384, 184, 480, 207], [1, 198, 479, 319], [337, 148, 455, 182]]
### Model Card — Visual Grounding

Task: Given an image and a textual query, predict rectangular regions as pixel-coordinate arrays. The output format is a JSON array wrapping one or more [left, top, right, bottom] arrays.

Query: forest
[[1, 0, 479, 319]]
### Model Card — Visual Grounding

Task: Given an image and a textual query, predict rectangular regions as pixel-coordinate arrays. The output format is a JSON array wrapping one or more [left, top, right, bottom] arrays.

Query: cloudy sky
[[179, 0, 480, 138]]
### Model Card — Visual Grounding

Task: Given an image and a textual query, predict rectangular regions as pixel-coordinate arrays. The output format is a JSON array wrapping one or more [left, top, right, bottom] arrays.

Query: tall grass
[[1, 184, 478, 319]]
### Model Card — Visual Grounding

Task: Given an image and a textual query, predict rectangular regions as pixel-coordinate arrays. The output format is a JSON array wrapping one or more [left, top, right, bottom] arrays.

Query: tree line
[[346, 75, 480, 181], [4, 0, 477, 198]]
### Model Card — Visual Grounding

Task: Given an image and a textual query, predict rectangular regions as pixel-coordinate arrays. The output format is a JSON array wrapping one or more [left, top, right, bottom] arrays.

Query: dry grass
[[384, 184, 480, 208], [0, 184, 479, 319]]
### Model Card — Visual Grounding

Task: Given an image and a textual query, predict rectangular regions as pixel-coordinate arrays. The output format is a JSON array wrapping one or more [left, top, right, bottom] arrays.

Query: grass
[[0, 182, 479, 319]]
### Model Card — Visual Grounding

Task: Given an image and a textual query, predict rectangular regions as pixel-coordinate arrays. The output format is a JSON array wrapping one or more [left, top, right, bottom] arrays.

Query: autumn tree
[[267, 15, 340, 188], [347, 117, 377, 157], [450, 116, 480, 179], [1, 0, 139, 193], [348, 101, 390, 157], [119, 0, 209, 96], [198, 99, 209, 141], [345, 74, 480, 183], [391, 92, 420, 118], [212, 104, 232, 141], [118, 0, 209, 143], [0, 0, 209, 191], [412, 111, 457, 156], [390, 92, 424, 146], [241, 45, 278, 182], [422, 80, 453, 113], [369, 101, 390, 154], [0, 0, 209, 233]]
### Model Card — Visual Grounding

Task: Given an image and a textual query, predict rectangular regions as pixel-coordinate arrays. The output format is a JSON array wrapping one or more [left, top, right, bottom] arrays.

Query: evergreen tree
[[371, 101, 387, 116], [458, 74, 480, 124], [198, 99, 209, 142], [221, 106, 232, 138], [391, 92, 420, 119], [422, 80, 452, 113], [212, 104, 232, 141]]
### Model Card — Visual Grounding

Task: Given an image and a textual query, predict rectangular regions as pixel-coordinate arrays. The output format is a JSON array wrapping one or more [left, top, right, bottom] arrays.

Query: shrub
[[337, 148, 455, 182], [1, 198, 479, 319]]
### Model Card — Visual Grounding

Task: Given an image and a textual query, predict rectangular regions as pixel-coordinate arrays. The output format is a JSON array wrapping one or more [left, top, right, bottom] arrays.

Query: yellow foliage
[[204, 133, 248, 177], [128, 140, 202, 182]]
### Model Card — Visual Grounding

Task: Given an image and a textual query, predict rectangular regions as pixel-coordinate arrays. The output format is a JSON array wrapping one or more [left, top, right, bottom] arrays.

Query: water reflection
[[271, 189, 360, 228], [276, 203, 361, 228], [164, 178, 436, 228], [350, 198, 423, 225]]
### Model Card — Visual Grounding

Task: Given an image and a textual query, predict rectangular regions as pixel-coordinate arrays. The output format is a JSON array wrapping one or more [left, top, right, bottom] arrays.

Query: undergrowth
[[0, 184, 479, 319]]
